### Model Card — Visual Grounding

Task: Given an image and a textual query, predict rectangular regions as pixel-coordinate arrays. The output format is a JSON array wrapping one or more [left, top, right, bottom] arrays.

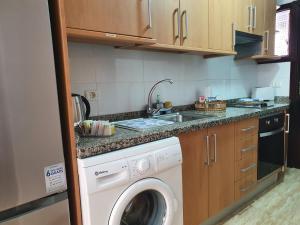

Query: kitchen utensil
[[72, 93, 91, 126]]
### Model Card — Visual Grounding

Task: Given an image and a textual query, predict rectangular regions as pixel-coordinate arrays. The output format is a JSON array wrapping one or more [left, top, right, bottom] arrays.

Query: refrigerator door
[[1, 199, 70, 225], [0, 0, 67, 212]]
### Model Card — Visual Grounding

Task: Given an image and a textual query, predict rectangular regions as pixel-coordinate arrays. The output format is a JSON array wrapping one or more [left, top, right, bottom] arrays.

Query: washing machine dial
[[136, 158, 150, 174]]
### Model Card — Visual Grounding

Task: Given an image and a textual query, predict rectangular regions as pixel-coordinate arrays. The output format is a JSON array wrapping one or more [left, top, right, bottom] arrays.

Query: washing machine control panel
[[136, 158, 150, 174], [129, 155, 154, 179]]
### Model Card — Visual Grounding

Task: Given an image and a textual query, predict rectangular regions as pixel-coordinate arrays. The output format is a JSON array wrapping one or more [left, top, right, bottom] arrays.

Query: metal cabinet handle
[[181, 10, 188, 40], [147, 0, 152, 29], [241, 126, 257, 132], [264, 30, 270, 53], [241, 145, 256, 153], [285, 113, 290, 134], [213, 134, 217, 163], [252, 5, 257, 30], [260, 127, 284, 138], [174, 8, 180, 39], [205, 136, 210, 166], [232, 23, 236, 51], [240, 163, 257, 173], [240, 182, 256, 192], [248, 5, 253, 30]]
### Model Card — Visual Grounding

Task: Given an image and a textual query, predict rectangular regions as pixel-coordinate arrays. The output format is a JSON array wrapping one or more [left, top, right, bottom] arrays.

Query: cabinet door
[[209, 0, 234, 52], [180, 0, 209, 48], [251, 0, 265, 35], [64, 0, 152, 38], [233, 0, 252, 33], [151, 0, 180, 46], [179, 130, 209, 225], [263, 0, 276, 55], [208, 123, 235, 217]]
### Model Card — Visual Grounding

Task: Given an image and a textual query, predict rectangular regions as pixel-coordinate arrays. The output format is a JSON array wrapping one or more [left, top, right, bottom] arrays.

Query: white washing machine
[[77, 137, 183, 225]]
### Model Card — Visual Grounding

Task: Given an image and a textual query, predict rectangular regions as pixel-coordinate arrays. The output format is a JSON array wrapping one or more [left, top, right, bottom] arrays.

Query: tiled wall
[[257, 62, 291, 97], [277, 0, 295, 5], [69, 43, 258, 116]]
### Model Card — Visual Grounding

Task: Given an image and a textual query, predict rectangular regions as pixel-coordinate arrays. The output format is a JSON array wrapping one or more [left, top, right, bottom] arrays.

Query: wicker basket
[[195, 101, 226, 112]]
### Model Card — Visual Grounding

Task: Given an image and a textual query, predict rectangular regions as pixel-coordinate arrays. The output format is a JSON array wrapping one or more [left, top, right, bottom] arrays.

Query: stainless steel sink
[[152, 112, 215, 123]]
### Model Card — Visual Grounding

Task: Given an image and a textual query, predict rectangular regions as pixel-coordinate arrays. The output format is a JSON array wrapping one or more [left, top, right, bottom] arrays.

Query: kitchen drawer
[[235, 156, 257, 181], [235, 118, 259, 139], [235, 135, 258, 161], [235, 171, 257, 201]]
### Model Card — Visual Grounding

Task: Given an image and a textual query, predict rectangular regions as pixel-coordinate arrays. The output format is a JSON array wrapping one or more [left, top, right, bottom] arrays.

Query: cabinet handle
[[205, 136, 210, 166], [248, 5, 253, 30], [181, 10, 188, 40], [241, 126, 257, 132], [147, 0, 152, 29], [264, 30, 270, 53], [212, 134, 217, 163], [240, 163, 257, 173], [174, 8, 180, 39], [240, 182, 256, 192], [232, 23, 236, 51], [252, 5, 257, 30], [285, 113, 290, 134], [241, 145, 256, 153]]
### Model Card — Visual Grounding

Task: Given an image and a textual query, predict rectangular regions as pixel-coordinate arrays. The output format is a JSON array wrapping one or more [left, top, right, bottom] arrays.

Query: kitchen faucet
[[147, 79, 174, 116]]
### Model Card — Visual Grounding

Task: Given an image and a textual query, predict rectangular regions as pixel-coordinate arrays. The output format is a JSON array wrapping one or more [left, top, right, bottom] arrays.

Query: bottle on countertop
[[155, 94, 164, 109]]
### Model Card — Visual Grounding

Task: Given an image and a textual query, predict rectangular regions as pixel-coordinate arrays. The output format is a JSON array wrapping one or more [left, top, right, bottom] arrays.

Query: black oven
[[258, 113, 285, 180]]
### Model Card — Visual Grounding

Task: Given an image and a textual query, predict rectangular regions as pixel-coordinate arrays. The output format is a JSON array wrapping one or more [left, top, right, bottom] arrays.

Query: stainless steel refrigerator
[[0, 0, 71, 224]]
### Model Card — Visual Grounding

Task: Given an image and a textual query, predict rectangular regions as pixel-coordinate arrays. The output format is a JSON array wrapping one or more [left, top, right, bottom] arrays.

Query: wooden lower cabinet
[[208, 124, 235, 217], [180, 130, 209, 225], [235, 171, 257, 200], [234, 117, 259, 201], [179, 123, 235, 225]]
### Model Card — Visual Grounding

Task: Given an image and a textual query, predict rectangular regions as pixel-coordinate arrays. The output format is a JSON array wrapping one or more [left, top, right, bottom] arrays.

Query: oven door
[[258, 127, 285, 180]]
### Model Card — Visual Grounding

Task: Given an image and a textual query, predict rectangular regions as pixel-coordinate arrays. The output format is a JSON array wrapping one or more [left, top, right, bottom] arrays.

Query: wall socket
[[271, 81, 282, 88], [84, 90, 97, 102]]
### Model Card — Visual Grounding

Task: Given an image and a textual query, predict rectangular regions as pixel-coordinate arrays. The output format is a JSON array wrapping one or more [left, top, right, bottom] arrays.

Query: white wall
[[69, 43, 258, 116], [277, 0, 295, 5], [257, 62, 291, 97]]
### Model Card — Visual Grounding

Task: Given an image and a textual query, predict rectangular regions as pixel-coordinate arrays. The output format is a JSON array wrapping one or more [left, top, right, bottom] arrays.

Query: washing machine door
[[109, 178, 177, 225]]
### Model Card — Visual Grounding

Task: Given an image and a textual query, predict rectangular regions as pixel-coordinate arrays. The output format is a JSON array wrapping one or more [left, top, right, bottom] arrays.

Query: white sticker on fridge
[[44, 163, 67, 194]]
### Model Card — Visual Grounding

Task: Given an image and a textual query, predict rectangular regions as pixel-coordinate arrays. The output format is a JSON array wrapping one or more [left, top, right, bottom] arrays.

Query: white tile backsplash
[[257, 62, 291, 97], [68, 43, 290, 115]]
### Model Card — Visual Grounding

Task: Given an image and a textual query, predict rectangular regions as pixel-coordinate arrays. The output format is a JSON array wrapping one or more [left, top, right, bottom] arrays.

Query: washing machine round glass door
[[109, 178, 177, 225]]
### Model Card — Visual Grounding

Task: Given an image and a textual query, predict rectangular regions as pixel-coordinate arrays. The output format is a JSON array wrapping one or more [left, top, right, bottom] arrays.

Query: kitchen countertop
[[76, 104, 289, 159]]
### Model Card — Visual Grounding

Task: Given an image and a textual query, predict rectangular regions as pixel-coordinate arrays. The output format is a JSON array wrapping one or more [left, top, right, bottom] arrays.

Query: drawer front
[[235, 172, 257, 201], [235, 156, 257, 181], [235, 118, 259, 139], [235, 135, 258, 161]]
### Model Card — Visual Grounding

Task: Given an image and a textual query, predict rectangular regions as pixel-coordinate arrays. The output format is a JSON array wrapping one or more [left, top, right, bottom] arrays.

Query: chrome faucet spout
[[147, 79, 174, 116]]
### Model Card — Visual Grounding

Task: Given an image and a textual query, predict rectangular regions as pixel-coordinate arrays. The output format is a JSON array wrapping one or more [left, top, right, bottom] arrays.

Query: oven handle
[[259, 127, 284, 138]]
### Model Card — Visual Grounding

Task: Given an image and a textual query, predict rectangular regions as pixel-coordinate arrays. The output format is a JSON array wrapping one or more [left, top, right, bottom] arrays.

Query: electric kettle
[[72, 93, 91, 126]]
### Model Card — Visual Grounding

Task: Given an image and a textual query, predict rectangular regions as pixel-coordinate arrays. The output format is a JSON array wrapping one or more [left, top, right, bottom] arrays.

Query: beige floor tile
[[223, 168, 300, 225]]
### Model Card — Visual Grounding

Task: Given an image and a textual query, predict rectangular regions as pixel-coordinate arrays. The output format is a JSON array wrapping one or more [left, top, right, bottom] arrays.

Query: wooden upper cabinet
[[179, 130, 209, 225], [251, 0, 265, 35], [208, 123, 235, 217], [64, 0, 153, 38], [263, 0, 276, 55], [180, 0, 209, 48], [209, 0, 234, 52], [233, 0, 265, 35], [151, 0, 180, 46], [234, 0, 252, 33]]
